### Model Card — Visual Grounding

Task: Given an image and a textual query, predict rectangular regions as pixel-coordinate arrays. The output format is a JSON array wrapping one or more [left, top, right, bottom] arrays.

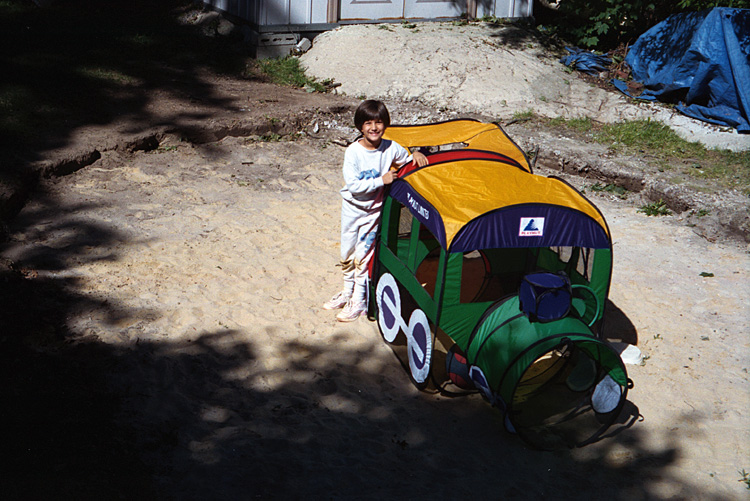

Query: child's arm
[[384, 150, 428, 185], [411, 151, 429, 167], [343, 149, 386, 195], [381, 169, 397, 185]]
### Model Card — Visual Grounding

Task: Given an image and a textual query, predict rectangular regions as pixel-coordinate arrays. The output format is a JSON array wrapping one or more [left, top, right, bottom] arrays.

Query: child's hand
[[382, 170, 396, 185], [412, 151, 429, 167]]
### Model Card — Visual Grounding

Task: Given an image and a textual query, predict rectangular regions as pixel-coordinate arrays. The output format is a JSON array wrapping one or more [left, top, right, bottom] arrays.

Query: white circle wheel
[[376, 273, 401, 343], [406, 309, 431, 384]]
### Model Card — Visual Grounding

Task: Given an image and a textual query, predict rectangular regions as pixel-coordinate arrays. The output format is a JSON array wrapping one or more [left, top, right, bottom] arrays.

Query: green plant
[[739, 469, 750, 490], [567, 117, 593, 132], [0, 0, 26, 14], [257, 56, 325, 91], [151, 144, 178, 153], [547, 0, 750, 50], [549, 116, 593, 133], [688, 149, 750, 189], [597, 119, 703, 156], [512, 109, 535, 121], [638, 199, 672, 216], [477, 15, 507, 25], [77, 66, 140, 86], [590, 182, 628, 198], [679, 0, 750, 9], [588, 119, 748, 191], [258, 132, 282, 142], [691, 208, 710, 217]]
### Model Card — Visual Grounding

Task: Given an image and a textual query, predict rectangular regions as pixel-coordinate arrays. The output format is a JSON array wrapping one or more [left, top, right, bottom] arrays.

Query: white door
[[404, 0, 464, 19], [339, 0, 406, 20], [338, 0, 503, 21]]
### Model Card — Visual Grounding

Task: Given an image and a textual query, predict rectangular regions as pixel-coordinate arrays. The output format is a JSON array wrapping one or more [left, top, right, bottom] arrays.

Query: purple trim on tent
[[549, 175, 614, 249], [389, 181, 447, 248], [450, 205, 610, 252]]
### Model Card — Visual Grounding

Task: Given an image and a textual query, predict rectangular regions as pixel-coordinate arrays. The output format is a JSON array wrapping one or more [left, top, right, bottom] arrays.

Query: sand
[[3, 17, 749, 499], [2, 127, 748, 498], [301, 23, 750, 152]]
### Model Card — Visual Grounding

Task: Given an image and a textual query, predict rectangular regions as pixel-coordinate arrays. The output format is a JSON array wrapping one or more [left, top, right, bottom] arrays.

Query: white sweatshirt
[[340, 139, 411, 212]]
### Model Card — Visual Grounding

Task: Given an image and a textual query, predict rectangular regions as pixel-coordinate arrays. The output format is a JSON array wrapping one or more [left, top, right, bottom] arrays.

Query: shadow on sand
[[0, 2, 724, 499], [0, 193, 711, 498]]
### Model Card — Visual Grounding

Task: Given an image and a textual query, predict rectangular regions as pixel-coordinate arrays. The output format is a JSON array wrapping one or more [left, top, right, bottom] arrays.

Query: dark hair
[[354, 100, 390, 131]]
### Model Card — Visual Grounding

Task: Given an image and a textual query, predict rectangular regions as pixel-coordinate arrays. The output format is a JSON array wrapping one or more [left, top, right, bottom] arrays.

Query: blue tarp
[[613, 8, 750, 133], [560, 47, 612, 75]]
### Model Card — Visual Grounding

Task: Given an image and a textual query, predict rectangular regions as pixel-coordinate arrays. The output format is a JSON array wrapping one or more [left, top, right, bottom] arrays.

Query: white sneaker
[[336, 300, 366, 322], [323, 290, 350, 310]]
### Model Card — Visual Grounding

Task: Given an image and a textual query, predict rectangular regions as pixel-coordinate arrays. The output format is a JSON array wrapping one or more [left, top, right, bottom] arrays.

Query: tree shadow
[[0, 187, 720, 498], [3, 319, 724, 499], [0, 194, 155, 497], [0, 199, 720, 499], [0, 2, 730, 499], [485, 17, 563, 52], [0, 0, 256, 164]]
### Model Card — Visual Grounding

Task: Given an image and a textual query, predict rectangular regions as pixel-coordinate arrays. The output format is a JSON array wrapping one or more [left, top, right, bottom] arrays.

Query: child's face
[[360, 119, 385, 147]]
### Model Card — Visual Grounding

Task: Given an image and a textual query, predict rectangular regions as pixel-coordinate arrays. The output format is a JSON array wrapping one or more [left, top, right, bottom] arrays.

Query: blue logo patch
[[519, 217, 544, 237]]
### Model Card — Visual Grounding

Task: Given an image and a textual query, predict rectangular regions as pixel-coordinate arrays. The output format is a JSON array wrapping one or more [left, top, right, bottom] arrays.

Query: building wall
[[202, 0, 532, 30]]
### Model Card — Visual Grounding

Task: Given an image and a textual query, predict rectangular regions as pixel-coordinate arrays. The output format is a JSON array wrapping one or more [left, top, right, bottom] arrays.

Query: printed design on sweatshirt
[[360, 230, 377, 250], [357, 169, 381, 180]]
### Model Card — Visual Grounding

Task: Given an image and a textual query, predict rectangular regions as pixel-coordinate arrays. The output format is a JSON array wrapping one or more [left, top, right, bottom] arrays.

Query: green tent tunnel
[[370, 120, 632, 449], [465, 296, 630, 449]]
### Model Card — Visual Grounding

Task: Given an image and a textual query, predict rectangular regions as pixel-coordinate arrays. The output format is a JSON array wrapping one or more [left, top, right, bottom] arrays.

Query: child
[[324, 100, 428, 322]]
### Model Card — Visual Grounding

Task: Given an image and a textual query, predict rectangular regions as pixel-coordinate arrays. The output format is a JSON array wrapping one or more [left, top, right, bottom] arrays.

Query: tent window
[[550, 246, 594, 281], [415, 247, 440, 299], [394, 203, 413, 262], [382, 201, 412, 261], [388, 201, 439, 299], [459, 250, 523, 303], [455, 248, 533, 304], [460, 251, 489, 302], [397, 203, 413, 237]]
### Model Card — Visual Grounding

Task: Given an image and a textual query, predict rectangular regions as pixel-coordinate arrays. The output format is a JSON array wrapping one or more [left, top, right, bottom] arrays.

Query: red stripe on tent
[[397, 149, 521, 178]]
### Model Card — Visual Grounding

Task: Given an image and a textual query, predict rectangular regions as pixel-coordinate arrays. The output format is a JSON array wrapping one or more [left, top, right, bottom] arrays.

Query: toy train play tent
[[369, 120, 631, 450]]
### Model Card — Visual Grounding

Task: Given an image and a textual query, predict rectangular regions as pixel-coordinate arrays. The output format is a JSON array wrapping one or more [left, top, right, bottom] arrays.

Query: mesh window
[[509, 343, 623, 450]]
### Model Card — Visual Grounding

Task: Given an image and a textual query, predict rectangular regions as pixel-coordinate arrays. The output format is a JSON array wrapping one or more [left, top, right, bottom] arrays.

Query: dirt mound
[[301, 22, 749, 152]]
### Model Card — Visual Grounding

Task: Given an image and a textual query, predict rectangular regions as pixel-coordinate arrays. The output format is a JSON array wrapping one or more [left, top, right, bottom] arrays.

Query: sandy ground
[[2, 14, 749, 500], [301, 23, 750, 152], [2, 128, 748, 498]]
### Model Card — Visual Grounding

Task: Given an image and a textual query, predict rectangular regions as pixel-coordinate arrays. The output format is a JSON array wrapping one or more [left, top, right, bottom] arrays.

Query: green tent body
[[371, 120, 631, 449]]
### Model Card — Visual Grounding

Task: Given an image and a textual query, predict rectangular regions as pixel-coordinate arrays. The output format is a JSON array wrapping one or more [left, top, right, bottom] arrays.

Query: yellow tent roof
[[384, 119, 531, 172], [403, 159, 609, 249]]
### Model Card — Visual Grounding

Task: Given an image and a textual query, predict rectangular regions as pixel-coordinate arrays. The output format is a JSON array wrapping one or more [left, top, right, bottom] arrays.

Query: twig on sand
[[506, 117, 532, 126], [330, 138, 351, 147]]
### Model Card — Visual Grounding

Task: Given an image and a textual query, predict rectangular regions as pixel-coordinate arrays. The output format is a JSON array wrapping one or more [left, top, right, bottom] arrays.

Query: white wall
[[202, 0, 533, 28]]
